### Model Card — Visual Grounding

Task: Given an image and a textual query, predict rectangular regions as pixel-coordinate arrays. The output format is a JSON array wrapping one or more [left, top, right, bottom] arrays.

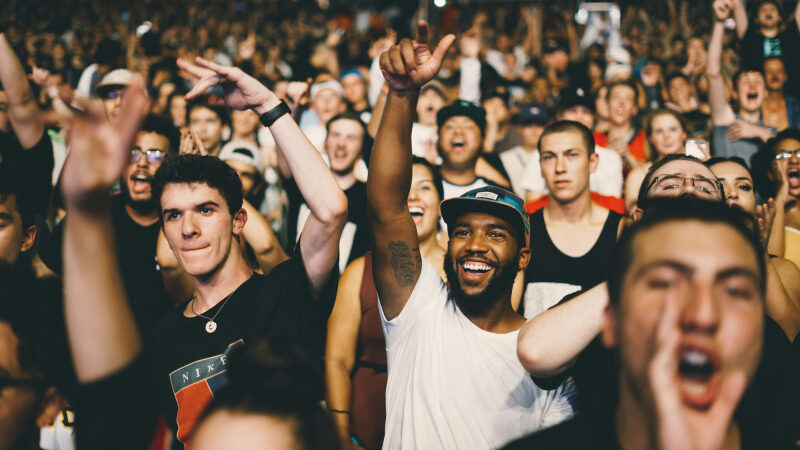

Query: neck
[[765, 89, 785, 100], [231, 131, 255, 142], [465, 290, 524, 333], [191, 242, 253, 313], [522, 143, 538, 153], [761, 26, 779, 38], [610, 121, 632, 135], [440, 162, 477, 185], [544, 188, 593, 223], [125, 204, 160, 226], [353, 99, 368, 112], [674, 98, 693, 112], [737, 108, 761, 123], [207, 142, 222, 157], [334, 171, 357, 190]]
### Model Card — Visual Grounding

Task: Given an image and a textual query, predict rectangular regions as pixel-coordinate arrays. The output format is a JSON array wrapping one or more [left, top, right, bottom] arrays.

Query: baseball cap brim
[[440, 197, 529, 246]]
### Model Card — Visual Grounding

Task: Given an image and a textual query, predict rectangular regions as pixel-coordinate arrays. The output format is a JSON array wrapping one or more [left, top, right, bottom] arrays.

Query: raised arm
[[368, 22, 455, 320], [732, 0, 749, 40], [0, 31, 44, 148], [61, 77, 147, 383], [708, 0, 736, 126], [179, 57, 347, 296]]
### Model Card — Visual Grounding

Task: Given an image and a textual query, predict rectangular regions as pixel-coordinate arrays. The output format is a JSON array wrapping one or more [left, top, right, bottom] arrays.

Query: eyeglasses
[[131, 149, 165, 164], [775, 149, 800, 160], [0, 375, 45, 392], [647, 174, 722, 196], [103, 90, 126, 100]]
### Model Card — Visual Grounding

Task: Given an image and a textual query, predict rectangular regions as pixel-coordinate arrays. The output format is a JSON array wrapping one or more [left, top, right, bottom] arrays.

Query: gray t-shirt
[[711, 116, 776, 166]]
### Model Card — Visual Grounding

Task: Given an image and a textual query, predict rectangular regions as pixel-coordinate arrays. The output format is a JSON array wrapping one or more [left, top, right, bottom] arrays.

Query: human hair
[[751, 128, 800, 199], [606, 78, 640, 103], [152, 154, 243, 218], [139, 114, 180, 153], [637, 154, 725, 208], [186, 95, 231, 127], [324, 111, 366, 136], [732, 68, 765, 88], [707, 156, 753, 178], [0, 165, 36, 229], [0, 263, 75, 395], [665, 72, 690, 88], [643, 109, 692, 161], [411, 156, 445, 201], [608, 198, 766, 305], [193, 337, 340, 450], [538, 120, 596, 156]]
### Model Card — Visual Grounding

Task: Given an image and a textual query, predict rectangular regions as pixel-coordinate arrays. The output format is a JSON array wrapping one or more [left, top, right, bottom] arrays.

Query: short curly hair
[[152, 154, 243, 218]]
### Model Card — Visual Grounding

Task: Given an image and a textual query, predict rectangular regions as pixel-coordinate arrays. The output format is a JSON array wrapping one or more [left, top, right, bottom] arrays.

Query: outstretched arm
[[61, 78, 148, 383], [732, 0, 749, 40], [368, 22, 455, 320], [179, 57, 347, 296], [708, 0, 736, 126], [0, 31, 44, 148]]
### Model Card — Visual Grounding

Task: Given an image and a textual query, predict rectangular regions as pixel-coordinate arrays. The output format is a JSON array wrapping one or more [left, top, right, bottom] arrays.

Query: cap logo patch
[[475, 192, 498, 200]]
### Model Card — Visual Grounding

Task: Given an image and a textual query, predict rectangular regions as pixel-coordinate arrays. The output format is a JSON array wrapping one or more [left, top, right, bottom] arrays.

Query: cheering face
[[122, 131, 170, 211], [438, 116, 482, 169], [444, 212, 527, 316], [668, 77, 692, 106], [160, 183, 246, 279], [324, 118, 364, 176], [710, 162, 756, 214], [189, 107, 224, 152], [539, 131, 597, 203], [763, 59, 787, 92], [735, 72, 766, 114], [774, 137, 800, 197], [408, 163, 441, 242], [610, 220, 762, 412], [311, 89, 344, 125], [608, 85, 637, 127], [649, 113, 687, 159], [757, 2, 781, 28]]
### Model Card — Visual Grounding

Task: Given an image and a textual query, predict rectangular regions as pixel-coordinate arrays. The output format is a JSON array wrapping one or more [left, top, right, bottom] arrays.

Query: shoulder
[[501, 417, 611, 450]]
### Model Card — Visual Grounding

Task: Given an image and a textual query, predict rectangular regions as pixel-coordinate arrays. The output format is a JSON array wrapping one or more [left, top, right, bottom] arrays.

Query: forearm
[[765, 258, 800, 341], [259, 99, 347, 225], [707, 23, 725, 77], [517, 282, 608, 377], [768, 196, 787, 256], [325, 361, 354, 441], [367, 90, 418, 220], [367, 87, 388, 139], [241, 199, 288, 273], [708, 23, 730, 125], [64, 206, 141, 383], [733, 0, 749, 39], [0, 32, 43, 148]]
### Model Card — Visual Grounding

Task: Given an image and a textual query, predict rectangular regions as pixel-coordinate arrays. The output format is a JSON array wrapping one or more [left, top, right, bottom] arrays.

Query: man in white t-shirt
[[367, 24, 576, 450], [522, 87, 623, 202]]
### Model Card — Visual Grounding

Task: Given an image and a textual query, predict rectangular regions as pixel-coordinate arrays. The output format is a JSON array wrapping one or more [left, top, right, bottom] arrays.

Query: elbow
[[517, 338, 550, 376], [320, 191, 349, 227]]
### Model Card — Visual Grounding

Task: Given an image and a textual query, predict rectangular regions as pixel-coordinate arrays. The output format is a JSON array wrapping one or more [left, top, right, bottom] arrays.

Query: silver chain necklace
[[190, 291, 235, 334]]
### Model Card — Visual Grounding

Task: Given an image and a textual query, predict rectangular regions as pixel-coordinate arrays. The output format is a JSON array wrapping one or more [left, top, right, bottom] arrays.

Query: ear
[[35, 387, 68, 429], [232, 208, 248, 236], [20, 225, 37, 253], [600, 303, 618, 349], [632, 208, 644, 222], [589, 152, 599, 174], [517, 245, 532, 271]]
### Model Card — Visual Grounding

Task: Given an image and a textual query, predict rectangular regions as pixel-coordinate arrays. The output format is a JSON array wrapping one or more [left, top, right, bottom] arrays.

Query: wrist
[[389, 87, 420, 99], [252, 94, 282, 115]]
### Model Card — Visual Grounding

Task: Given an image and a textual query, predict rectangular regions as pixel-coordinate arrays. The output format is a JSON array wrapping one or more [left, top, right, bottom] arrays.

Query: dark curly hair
[[152, 154, 243, 218]]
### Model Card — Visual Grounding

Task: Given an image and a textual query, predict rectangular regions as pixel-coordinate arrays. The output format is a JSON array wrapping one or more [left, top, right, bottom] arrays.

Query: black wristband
[[259, 100, 291, 127]]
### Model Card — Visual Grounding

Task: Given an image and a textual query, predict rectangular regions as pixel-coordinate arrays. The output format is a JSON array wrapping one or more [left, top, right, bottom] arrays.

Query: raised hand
[[179, 129, 208, 155], [60, 76, 148, 211], [379, 21, 455, 94], [755, 198, 777, 247], [178, 57, 278, 114], [713, 0, 733, 21]]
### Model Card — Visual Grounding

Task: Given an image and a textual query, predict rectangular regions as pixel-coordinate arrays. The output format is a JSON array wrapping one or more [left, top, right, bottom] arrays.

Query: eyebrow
[[634, 260, 693, 279], [634, 260, 759, 283], [0, 212, 13, 221], [162, 201, 221, 215], [715, 267, 760, 284]]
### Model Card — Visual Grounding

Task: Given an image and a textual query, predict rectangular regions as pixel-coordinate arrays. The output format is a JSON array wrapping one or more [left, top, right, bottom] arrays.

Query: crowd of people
[[0, 0, 799, 448]]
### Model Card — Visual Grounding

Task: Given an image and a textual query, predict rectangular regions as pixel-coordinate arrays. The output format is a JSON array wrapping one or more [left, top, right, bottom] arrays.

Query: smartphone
[[685, 139, 709, 160], [136, 21, 152, 38]]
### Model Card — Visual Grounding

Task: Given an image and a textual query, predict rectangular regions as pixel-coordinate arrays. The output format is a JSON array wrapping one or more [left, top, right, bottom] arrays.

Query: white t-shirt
[[379, 260, 576, 449], [520, 145, 624, 198], [499, 146, 535, 198]]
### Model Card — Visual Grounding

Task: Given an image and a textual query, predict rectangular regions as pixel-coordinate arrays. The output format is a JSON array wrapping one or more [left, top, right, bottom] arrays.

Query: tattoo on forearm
[[388, 241, 421, 287]]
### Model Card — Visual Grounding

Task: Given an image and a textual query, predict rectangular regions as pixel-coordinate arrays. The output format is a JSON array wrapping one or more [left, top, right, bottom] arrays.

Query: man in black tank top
[[522, 121, 622, 319]]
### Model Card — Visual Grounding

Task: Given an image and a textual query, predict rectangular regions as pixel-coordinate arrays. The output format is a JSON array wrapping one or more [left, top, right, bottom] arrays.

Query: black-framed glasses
[[0, 375, 46, 392], [131, 149, 165, 164], [775, 149, 800, 160], [647, 174, 721, 196]]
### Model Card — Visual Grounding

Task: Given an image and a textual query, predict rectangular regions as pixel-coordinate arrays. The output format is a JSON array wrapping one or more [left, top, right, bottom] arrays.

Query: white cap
[[96, 69, 134, 96], [310, 80, 344, 101], [218, 140, 265, 172]]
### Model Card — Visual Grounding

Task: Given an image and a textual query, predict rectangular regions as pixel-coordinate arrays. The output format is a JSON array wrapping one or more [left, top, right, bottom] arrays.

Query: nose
[[408, 185, 420, 202], [181, 212, 200, 238], [555, 155, 566, 173], [466, 232, 489, 253], [679, 282, 720, 335]]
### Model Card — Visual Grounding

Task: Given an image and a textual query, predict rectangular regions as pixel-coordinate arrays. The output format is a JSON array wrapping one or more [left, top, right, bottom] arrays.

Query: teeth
[[681, 349, 709, 366], [409, 207, 424, 215], [463, 261, 491, 272], [680, 378, 709, 395]]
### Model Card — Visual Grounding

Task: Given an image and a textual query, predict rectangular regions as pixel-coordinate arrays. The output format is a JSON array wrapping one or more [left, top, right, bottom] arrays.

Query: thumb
[[432, 34, 456, 63]]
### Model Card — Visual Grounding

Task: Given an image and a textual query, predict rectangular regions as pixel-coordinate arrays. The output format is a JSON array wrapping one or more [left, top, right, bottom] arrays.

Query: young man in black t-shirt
[[506, 201, 767, 449]]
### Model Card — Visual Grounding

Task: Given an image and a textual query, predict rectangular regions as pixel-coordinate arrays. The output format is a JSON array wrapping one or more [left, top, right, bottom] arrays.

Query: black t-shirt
[[39, 195, 174, 332], [0, 130, 54, 218], [740, 25, 800, 98], [149, 253, 335, 449], [285, 178, 370, 271], [681, 109, 711, 137]]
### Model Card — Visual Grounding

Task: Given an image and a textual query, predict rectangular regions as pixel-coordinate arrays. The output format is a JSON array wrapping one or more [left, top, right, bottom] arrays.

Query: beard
[[443, 249, 519, 317], [120, 177, 157, 214]]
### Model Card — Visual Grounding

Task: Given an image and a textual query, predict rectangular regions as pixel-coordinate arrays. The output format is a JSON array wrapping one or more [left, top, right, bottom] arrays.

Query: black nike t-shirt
[[149, 251, 336, 449]]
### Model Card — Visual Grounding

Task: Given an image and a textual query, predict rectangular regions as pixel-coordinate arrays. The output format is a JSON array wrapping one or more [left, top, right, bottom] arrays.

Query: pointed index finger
[[416, 21, 430, 46]]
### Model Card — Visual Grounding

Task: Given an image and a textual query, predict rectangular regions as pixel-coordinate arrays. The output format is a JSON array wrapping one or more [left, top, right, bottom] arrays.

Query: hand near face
[[179, 57, 278, 113], [649, 295, 747, 450], [60, 76, 148, 211], [773, 159, 790, 202], [755, 199, 776, 248], [726, 120, 764, 142], [379, 21, 455, 94], [179, 129, 208, 155]]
